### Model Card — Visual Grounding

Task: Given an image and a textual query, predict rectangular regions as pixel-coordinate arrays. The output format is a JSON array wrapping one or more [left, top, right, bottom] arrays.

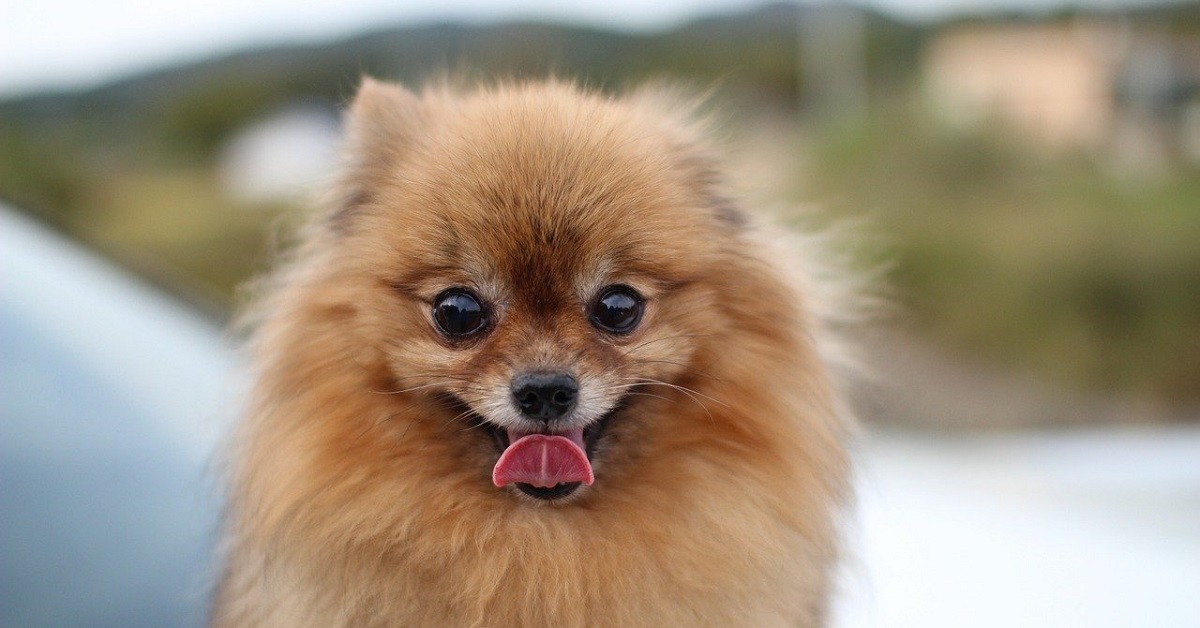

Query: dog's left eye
[[432, 289, 488, 338], [591, 285, 643, 334]]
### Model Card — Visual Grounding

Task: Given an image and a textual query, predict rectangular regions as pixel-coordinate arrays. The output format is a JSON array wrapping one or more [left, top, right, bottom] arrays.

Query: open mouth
[[480, 405, 620, 501]]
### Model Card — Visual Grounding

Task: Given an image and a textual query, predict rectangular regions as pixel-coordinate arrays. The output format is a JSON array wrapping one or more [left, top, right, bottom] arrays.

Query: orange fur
[[213, 79, 854, 627]]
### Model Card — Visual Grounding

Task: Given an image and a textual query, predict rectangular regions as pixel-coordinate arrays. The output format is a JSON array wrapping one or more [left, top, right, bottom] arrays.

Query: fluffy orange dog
[[213, 78, 855, 627]]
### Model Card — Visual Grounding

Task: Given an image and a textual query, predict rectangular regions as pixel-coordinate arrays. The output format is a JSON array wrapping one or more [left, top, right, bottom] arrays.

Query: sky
[[0, 0, 1145, 98]]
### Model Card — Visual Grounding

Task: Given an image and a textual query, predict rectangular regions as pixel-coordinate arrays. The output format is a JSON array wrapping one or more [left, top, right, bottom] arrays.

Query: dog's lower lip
[[515, 482, 582, 500]]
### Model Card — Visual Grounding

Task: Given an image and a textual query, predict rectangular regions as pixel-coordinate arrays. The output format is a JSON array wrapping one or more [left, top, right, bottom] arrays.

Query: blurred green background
[[2, 2, 1198, 420]]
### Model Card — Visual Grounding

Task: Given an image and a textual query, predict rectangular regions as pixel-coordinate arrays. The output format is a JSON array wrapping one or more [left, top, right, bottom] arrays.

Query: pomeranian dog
[[213, 78, 857, 627]]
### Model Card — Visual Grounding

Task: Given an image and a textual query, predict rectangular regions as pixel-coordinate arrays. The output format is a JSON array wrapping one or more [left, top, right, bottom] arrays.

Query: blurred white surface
[[834, 427, 1200, 628]]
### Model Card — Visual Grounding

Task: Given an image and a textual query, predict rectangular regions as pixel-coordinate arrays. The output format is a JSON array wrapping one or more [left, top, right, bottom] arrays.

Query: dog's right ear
[[333, 78, 423, 229]]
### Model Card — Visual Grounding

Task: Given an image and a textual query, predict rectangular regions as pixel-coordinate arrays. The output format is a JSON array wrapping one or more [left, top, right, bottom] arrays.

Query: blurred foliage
[[0, 125, 90, 225], [156, 81, 289, 160], [797, 97, 1200, 401], [1, 1, 1199, 404]]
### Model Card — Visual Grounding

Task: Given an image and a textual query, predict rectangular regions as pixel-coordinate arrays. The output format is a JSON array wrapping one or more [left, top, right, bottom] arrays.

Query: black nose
[[512, 372, 578, 421]]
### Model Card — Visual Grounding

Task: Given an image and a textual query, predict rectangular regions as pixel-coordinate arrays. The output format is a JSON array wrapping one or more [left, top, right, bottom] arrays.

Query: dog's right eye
[[432, 289, 488, 338]]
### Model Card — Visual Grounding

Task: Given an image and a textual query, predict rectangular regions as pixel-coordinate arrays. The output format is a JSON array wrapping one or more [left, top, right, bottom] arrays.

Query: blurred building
[[218, 104, 341, 205], [924, 22, 1200, 170]]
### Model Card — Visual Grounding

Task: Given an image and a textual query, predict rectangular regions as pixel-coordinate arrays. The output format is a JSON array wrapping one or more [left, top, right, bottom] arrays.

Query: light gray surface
[[833, 426, 1200, 628], [1, 206, 236, 627]]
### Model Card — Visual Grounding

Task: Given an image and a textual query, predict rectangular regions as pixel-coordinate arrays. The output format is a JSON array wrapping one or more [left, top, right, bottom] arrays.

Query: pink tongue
[[492, 428, 594, 489]]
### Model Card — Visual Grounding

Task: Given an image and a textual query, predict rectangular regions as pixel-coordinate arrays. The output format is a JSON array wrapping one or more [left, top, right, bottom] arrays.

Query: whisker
[[620, 377, 725, 427], [623, 333, 712, 355], [457, 417, 493, 434], [369, 381, 452, 395], [394, 373, 475, 383], [630, 358, 726, 382], [437, 408, 477, 433], [353, 410, 406, 443], [371, 374, 492, 396], [596, 382, 654, 393], [623, 391, 673, 403], [620, 377, 729, 409]]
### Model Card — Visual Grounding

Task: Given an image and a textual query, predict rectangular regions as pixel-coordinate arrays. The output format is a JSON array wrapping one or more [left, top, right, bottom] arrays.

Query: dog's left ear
[[346, 77, 422, 157], [679, 152, 748, 230], [627, 84, 748, 230], [332, 78, 424, 229]]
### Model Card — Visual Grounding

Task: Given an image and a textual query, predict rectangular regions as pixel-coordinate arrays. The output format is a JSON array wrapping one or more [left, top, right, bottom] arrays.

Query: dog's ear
[[332, 78, 423, 229], [626, 84, 747, 230], [677, 151, 748, 230], [346, 77, 421, 156]]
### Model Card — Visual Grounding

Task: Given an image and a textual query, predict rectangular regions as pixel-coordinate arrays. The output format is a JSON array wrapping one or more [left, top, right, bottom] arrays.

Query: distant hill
[[4, 0, 1195, 235], [2, 0, 1194, 217], [0, 4, 919, 138], [0, 2, 927, 226], [4, 1, 1193, 154]]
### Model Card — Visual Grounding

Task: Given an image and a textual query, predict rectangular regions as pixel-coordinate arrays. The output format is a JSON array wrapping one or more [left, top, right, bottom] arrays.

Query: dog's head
[[316, 80, 802, 504]]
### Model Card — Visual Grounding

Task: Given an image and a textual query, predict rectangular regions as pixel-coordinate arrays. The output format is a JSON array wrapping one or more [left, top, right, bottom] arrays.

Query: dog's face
[[338, 81, 741, 503], [226, 80, 847, 626], [227, 81, 847, 624]]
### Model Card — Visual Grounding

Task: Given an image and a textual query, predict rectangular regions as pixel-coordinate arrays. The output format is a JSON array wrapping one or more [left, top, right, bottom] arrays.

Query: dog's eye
[[591, 285, 643, 334], [432, 289, 488, 338]]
